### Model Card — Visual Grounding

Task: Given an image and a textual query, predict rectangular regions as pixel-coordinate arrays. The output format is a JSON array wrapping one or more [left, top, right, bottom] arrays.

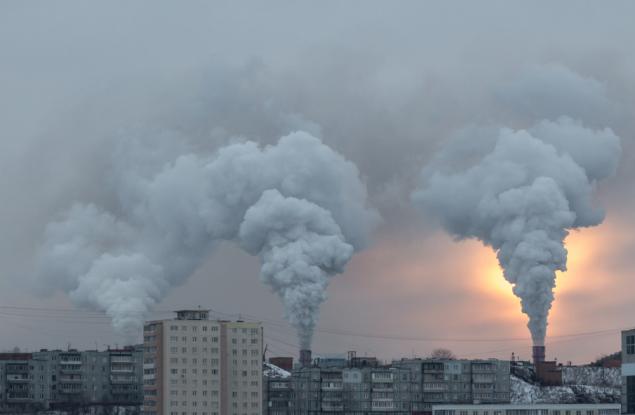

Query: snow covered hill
[[511, 374, 620, 404]]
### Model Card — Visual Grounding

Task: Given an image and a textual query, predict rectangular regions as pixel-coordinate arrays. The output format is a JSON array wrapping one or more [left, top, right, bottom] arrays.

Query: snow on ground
[[562, 366, 620, 388], [511, 375, 620, 404]]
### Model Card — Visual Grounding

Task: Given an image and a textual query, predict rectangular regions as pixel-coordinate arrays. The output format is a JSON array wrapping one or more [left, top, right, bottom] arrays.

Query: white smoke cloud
[[412, 117, 620, 345], [496, 64, 616, 126], [37, 131, 379, 343], [239, 189, 354, 348]]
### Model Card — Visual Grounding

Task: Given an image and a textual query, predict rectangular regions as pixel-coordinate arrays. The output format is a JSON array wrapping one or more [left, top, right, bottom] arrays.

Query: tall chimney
[[299, 349, 312, 367], [532, 345, 545, 364]]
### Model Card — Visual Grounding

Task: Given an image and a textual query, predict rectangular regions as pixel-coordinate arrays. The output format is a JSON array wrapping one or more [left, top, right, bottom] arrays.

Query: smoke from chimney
[[36, 132, 379, 344], [413, 117, 621, 345]]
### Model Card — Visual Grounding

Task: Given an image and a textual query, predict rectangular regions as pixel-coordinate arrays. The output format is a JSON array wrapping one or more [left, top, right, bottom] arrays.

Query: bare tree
[[430, 348, 457, 359]]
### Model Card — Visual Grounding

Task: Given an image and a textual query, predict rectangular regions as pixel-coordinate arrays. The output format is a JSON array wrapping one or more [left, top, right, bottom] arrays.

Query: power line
[[0, 304, 628, 345]]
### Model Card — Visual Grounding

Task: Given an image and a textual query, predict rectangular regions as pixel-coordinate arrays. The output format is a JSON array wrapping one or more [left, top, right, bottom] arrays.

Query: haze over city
[[1, 1, 635, 367]]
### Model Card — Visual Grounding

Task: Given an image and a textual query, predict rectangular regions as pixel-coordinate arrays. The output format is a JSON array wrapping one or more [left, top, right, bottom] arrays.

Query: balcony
[[60, 359, 82, 365], [371, 383, 394, 392], [371, 403, 396, 411], [59, 384, 82, 394], [6, 365, 29, 374], [322, 403, 344, 411], [112, 358, 134, 365], [6, 374, 30, 382], [423, 385, 448, 392], [7, 392, 33, 401], [472, 364, 496, 373], [111, 366, 135, 373], [111, 374, 137, 384], [371, 376, 394, 383], [60, 367, 82, 374], [59, 376, 83, 383]]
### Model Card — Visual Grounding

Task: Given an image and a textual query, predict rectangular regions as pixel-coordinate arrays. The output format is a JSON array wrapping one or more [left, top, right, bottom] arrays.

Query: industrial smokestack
[[533, 345, 546, 364], [299, 349, 312, 367]]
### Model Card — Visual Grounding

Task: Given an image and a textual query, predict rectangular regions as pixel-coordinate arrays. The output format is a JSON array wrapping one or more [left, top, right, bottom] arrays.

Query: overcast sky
[[1, 1, 634, 364]]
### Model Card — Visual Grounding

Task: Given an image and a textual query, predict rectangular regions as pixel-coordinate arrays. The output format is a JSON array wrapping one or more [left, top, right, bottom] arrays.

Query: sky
[[1, 0, 634, 364]]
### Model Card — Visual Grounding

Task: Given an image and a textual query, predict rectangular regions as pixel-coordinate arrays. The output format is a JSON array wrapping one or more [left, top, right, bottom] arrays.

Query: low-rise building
[[0, 353, 42, 413], [0, 347, 143, 413], [393, 358, 511, 409], [274, 357, 510, 415], [289, 365, 411, 415]]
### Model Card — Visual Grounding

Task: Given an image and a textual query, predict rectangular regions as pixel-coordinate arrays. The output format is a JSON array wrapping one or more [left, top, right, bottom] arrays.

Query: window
[[628, 335, 635, 354]]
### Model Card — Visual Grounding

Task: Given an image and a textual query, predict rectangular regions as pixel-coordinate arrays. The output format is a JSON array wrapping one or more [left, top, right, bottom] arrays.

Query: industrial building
[[0, 346, 143, 413], [622, 328, 635, 414], [432, 404, 621, 415], [142, 310, 263, 415]]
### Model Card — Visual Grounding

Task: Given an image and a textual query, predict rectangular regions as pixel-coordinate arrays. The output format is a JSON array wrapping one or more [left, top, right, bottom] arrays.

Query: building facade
[[142, 310, 263, 415], [622, 329, 635, 414], [0, 353, 41, 413], [0, 347, 143, 413], [288, 365, 412, 415], [393, 358, 511, 410], [265, 358, 510, 415], [432, 404, 621, 415]]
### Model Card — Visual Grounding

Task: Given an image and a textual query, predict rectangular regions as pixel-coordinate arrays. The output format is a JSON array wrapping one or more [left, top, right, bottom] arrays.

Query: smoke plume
[[239, 189, 354, 348], [412, 117, 620, 345], [37, 131, 378, 343]]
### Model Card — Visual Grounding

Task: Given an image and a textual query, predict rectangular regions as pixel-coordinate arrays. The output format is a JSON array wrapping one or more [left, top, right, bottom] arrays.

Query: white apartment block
[[143, 310, 263, 415]]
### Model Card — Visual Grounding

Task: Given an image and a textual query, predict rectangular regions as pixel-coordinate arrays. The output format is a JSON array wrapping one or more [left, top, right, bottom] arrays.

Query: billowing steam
[[413, 117, 620, 345], [239, 189, 354, 348], [37, 132, 378, 344]]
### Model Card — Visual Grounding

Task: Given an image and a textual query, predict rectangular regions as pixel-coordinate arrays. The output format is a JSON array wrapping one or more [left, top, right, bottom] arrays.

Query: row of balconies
[[6, 392, 33, 401], [6, 374, 30, 382], [5, 365, 30, 374], [110, 355, 134, 363], [111, 374, 138, 384]]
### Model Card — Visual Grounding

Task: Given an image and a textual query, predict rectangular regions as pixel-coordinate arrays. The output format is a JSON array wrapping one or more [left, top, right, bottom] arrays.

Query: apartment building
[[0, 353, 40, 413], [263, 377, 292, 415], [393, 358, 511, 409], [142, 310, 263, 415], [287, 365, 413, 415], [265, 357, 510, 415], [0, 347, 143, 413], [622, 328, 635, 414]]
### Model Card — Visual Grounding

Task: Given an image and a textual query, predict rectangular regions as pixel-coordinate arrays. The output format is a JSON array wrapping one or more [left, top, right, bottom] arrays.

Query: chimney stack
[[532, 345, 545, 364], [299, 349, 312, 367]]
